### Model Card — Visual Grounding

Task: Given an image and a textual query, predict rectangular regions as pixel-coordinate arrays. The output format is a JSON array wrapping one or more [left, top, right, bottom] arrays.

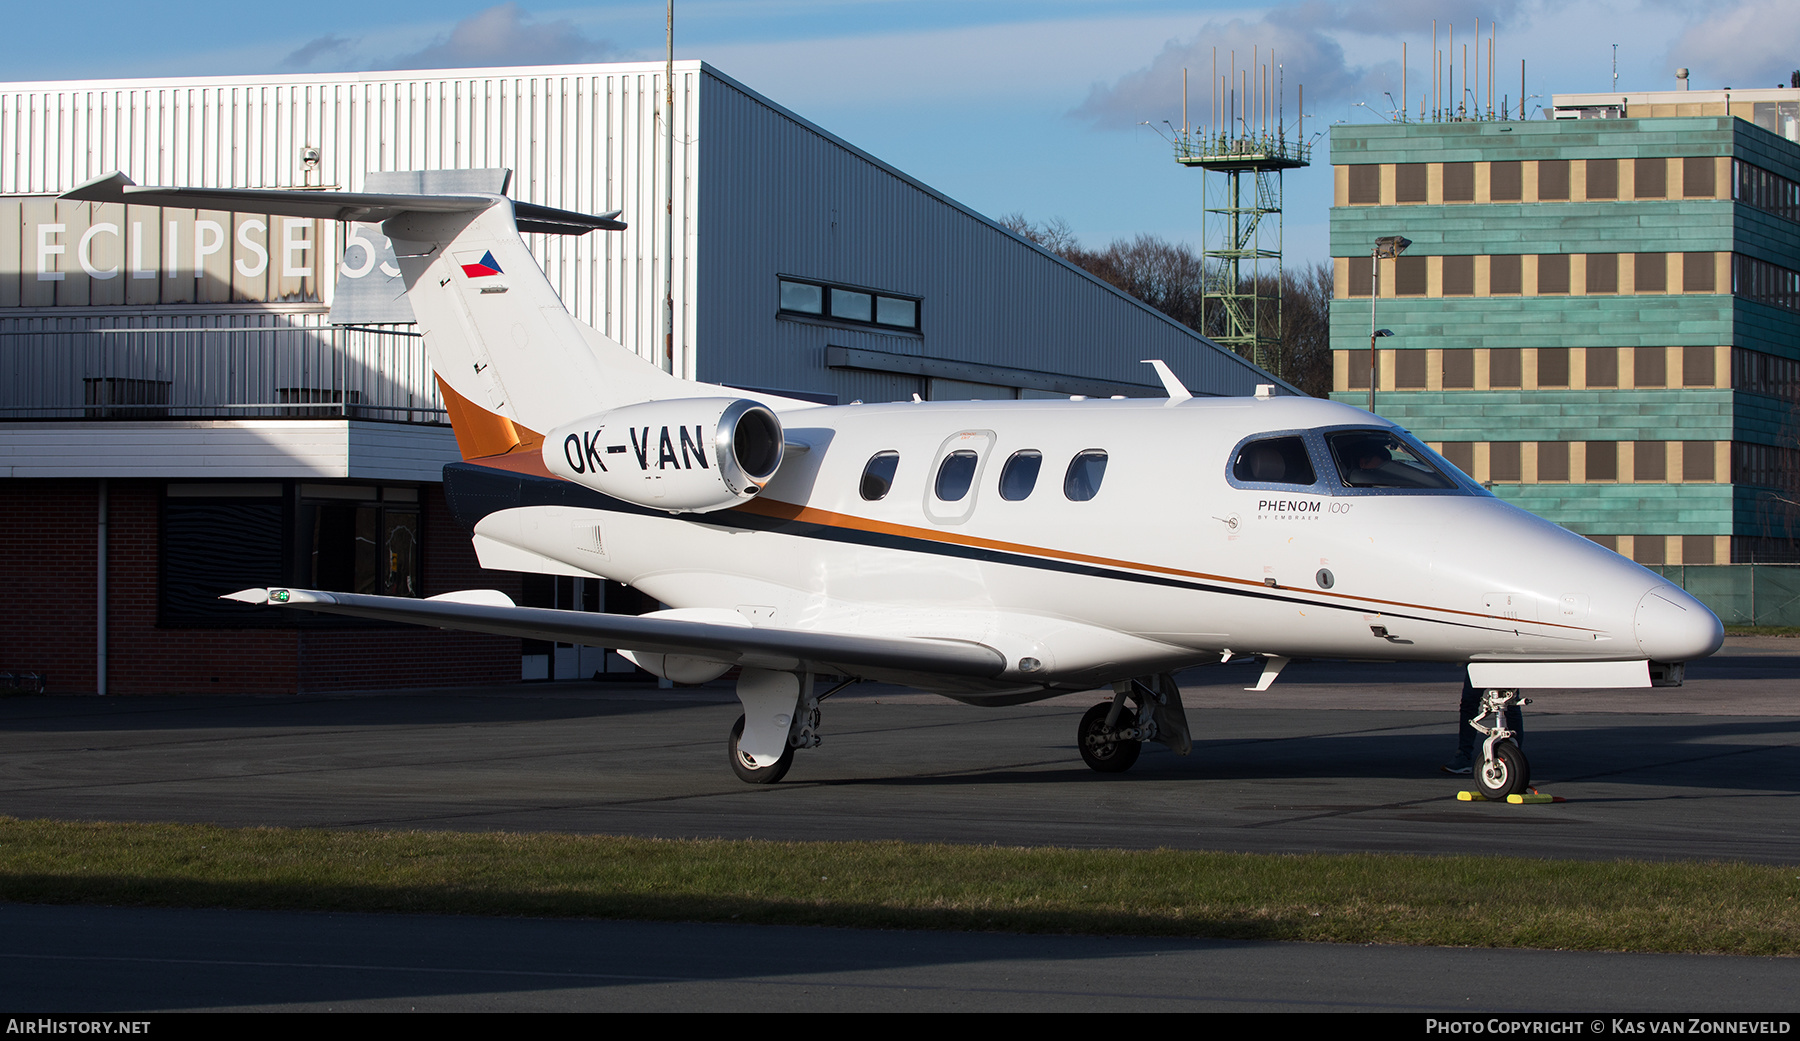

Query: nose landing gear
[[1471, 687, 1531, 800]]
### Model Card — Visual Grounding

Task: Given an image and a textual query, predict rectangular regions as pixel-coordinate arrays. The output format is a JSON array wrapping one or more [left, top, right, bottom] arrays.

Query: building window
[[1635, 441, 1667, 482], [1443, 162, 1475, 202], [1346, 351, 1370, 389], [1442, 349, 1475, 389], [1538, 160, 1571, 201], [1395, 350, 1427, 388], [1491, 161, 1523, 201], [1636, 158, 1667, 198], [1733, 442, 1800, 493], [1682, 346, 1716, 388], [1490, 442, 1522, 482], [1586, 253, 1619, 294], [1683, 535, 1716, 564], [1635, 347, 1667, 388], [1442, 255, 1475, 295], [1634, 536, 1666, 566], [1395, 255, 1427, 296], [779, 277, 921, 332], [1396, 163, 1428, 203], [1587, 159, 1619, 200], [1683, 442, 1715, 482], [299, 484, 420, 598], [1538, 254, 1571, 295], [1733, 253, 1800, 313], [1538, 348, 1571, 387], [1490, 348, 1523, 388], [1735, 348, 1800, 400], [1348, 165, 1381, 205], [1733, 159, 1800, 224], [1346, 256, 1373, 296], [1440, 442, 1474, 475], [1490, 254, 1523, 295], [1537, 442, 1570, 482], [1683, 157, 1716, 198], [1587, 441, 1619, 481], [1587, 347, 1619, 388], [1683, 253, 1716, 293], [1635, 253, 1667, 293]]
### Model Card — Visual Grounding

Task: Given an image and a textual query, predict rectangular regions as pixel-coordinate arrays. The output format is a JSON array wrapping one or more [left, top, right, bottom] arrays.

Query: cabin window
[[1232, 437, 1317, 486], [1063, 450, 1109, 501], [935, 451, 979, 501], [999, 450, 1042, 501], [860, 451, 899, 501], [1326, 431, 1457, 489]]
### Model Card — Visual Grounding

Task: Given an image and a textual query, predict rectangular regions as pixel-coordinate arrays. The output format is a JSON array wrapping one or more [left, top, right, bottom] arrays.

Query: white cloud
[[1665, 0, 1800, 89], [387, 3, 617, 70]]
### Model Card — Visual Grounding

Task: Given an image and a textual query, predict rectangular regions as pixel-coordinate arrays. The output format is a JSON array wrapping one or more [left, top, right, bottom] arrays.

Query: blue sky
[[7, 0, 1793, 263]]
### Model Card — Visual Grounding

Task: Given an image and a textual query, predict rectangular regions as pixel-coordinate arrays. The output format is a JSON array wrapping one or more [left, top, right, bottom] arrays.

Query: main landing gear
[[1471, 687, 1531, 800], [1077, 673, 1193, 774], [727, 668, 851, 784]]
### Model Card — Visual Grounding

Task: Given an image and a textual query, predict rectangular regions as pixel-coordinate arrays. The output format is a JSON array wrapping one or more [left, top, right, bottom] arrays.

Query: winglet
[[1142, 360, 1193, 402]]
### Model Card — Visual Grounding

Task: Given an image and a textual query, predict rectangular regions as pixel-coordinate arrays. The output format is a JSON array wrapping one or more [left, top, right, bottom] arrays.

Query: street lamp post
[[1369, 235, 1411, 414]]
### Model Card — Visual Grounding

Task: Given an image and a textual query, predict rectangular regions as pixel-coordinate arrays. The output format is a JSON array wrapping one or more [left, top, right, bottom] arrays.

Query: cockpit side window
[[1231, 436, 1317, 486], [1327, 430, 1457, 489]]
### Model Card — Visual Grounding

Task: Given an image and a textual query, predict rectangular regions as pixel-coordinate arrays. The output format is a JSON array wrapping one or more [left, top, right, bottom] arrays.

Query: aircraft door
[[923, 429, 995, 525]]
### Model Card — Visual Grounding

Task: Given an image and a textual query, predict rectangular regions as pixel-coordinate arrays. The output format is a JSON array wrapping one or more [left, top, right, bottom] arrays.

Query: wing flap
[[226, 588, 1007, 679]]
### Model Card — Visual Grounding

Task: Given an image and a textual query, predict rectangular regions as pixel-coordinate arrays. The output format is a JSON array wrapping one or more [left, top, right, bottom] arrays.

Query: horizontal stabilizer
[[61, 172, 625, 235], [225, 588, 1007, 679]]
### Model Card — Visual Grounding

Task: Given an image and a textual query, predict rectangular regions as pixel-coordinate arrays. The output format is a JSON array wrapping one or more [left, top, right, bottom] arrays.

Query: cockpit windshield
[[1325, 430, 1459, 490]]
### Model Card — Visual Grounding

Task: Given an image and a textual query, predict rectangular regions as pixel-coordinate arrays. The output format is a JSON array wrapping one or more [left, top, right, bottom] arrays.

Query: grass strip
[[1725, 625, 1800, 637], [1, 817, 1795, 955]]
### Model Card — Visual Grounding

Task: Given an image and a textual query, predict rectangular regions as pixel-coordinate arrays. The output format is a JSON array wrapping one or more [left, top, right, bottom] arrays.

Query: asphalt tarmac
[[1, 639, 1795, 862], [1, 637, 1796, 1011]]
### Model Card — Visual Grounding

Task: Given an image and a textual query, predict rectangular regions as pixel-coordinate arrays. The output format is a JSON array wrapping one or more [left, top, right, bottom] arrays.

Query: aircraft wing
[[223, 587, 1007, 678]]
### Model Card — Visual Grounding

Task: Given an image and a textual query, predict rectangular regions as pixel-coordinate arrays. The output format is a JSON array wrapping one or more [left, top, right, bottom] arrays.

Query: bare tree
[[1001, 214, 1333, 396]]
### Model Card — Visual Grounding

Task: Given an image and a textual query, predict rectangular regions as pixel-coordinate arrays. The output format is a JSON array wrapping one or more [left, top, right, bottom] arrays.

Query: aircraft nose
[[1634, 585, 1724, 661]]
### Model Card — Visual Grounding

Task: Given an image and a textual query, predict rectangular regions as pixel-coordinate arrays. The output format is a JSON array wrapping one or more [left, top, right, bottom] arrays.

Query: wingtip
[[61, 171, 136, 203], [221, 588, 270, 605]]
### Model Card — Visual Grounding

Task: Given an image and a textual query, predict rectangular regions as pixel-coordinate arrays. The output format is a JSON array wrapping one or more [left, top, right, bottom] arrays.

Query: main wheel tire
[[1475, 740, 1530, 800], [729, 714, 795, 784], [1077, 702, 1141, 774]]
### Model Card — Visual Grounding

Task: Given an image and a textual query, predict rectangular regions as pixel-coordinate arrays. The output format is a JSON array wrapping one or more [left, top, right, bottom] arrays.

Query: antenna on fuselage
[[1142, 359, 1194, 402]]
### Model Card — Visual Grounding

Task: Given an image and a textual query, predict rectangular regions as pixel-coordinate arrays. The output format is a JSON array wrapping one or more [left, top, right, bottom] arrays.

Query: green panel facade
[[1329, 114, 1800, 560]]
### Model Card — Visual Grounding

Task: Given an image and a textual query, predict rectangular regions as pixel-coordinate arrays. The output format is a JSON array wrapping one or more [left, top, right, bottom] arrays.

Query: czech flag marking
[[458, 250, 503, 278]]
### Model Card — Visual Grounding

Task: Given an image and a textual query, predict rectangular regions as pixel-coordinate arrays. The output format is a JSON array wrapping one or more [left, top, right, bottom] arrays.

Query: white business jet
[[67, 173, 1725, 800]]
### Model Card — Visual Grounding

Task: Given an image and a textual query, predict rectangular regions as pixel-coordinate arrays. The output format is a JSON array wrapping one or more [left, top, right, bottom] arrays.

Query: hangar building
[[0, 61, 1284, 694]]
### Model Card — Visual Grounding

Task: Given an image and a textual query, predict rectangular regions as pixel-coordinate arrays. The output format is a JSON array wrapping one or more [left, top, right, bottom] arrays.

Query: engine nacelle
[[544, 397, 784, 512]]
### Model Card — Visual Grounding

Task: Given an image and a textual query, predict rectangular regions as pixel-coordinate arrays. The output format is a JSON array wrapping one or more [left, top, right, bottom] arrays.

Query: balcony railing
[[0, 325, 445, 423]]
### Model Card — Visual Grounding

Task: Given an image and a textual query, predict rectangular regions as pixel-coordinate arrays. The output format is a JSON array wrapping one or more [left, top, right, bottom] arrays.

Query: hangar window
[[860, 451, 900, 500], [935, 451, 979, 501], [1232, 437, 1317, 486], [779, 276, 921, 332], [1064, 450, 1109, 501], [999, 450, 1042, 500]]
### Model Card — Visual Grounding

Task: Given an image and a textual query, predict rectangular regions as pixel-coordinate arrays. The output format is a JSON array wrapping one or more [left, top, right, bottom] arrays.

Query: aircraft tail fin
[[62, 172, 694, 446]]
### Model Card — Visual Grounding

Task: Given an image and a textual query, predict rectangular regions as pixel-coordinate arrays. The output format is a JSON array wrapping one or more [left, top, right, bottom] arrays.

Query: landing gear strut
[[1471, 687, 1531, 800], [726, 669, 852, 783], [1076, 673, 1192, 774]]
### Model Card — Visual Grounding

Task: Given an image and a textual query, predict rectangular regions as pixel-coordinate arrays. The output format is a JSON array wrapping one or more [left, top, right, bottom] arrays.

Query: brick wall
[[1, 479, 521, 695]]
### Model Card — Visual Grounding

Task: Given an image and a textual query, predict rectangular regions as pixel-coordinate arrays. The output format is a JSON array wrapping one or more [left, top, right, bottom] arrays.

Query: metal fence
[[0, 323, 444, 424], [1650, 564, 1800, 627]]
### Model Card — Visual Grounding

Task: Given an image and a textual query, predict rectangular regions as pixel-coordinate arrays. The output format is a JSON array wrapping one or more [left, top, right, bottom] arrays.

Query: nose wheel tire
[[729, 715, 795, 784], [1077, 702, 1141, 774], [1475, 740, 1530, 801]]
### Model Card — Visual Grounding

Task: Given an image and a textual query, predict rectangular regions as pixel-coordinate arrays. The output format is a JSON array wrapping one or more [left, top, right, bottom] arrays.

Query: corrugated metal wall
[[0, 63, 699, 377], [696, 67, 1281, 401]]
